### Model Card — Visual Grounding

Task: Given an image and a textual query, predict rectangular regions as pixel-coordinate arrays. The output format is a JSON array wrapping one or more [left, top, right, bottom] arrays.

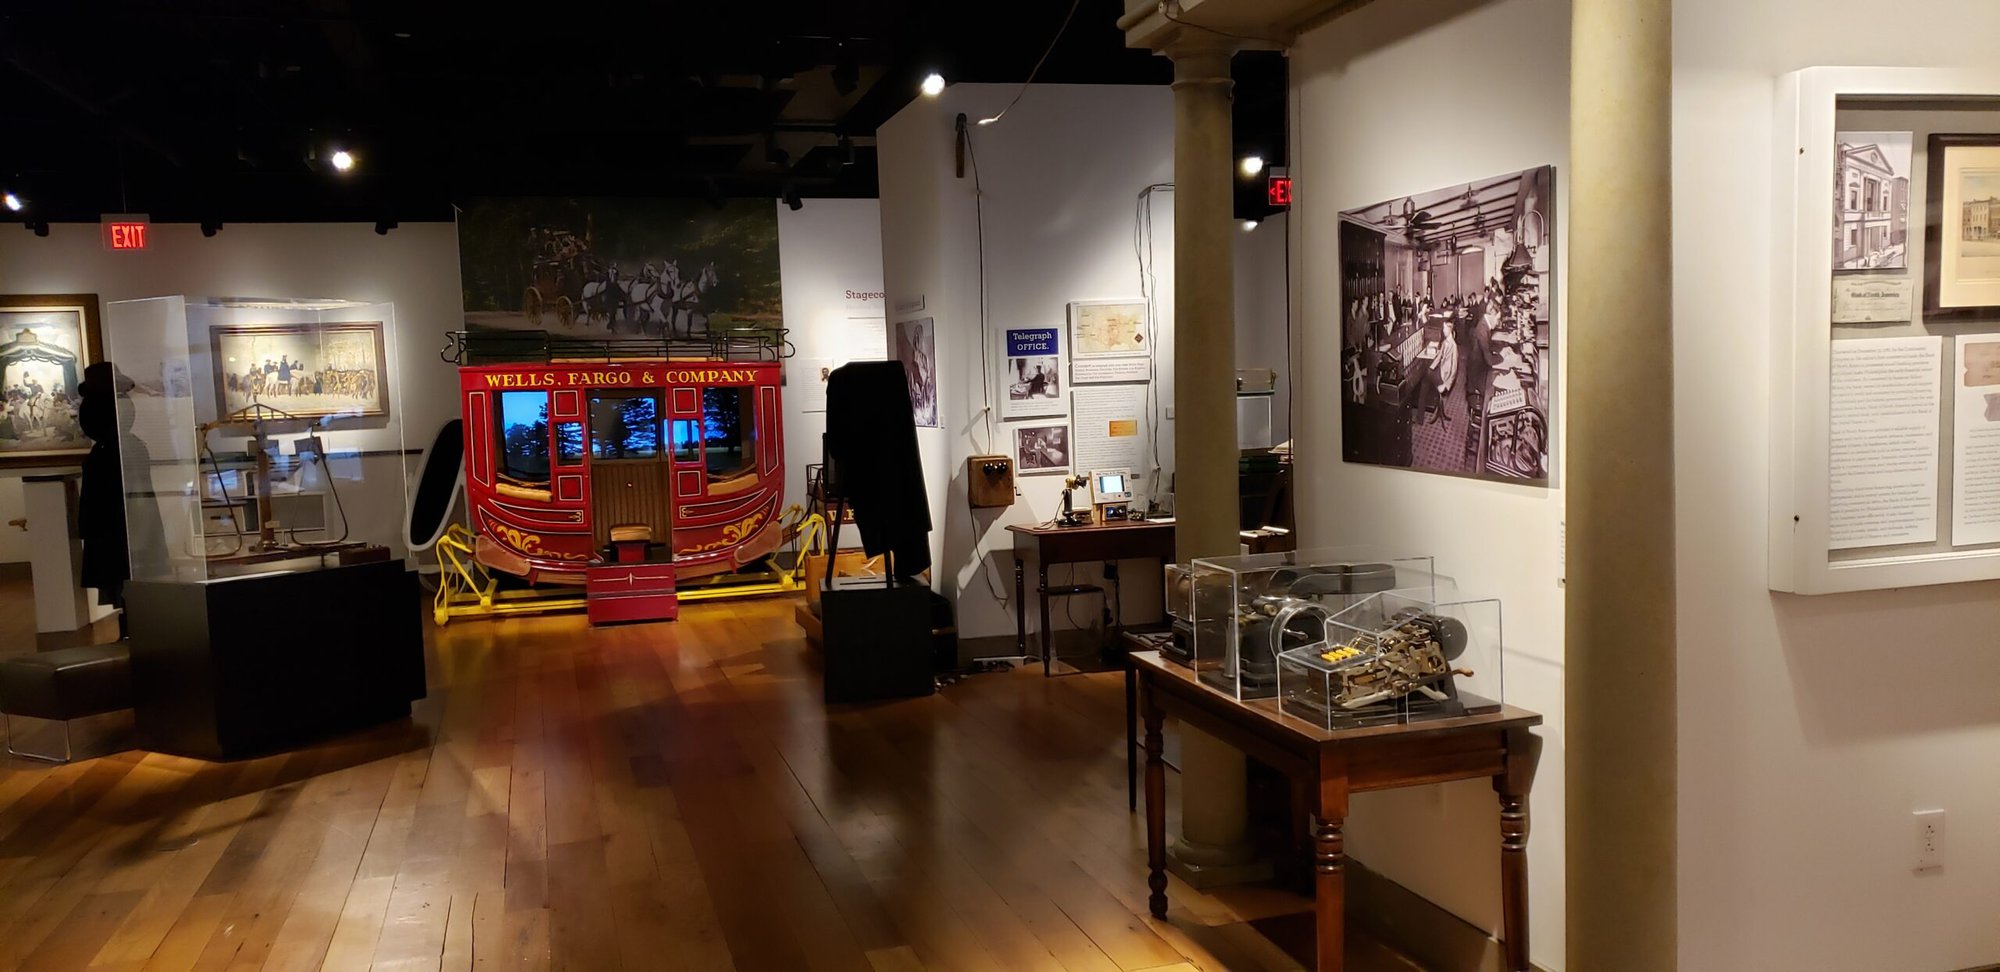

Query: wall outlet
[[1913, 808, 1945, 872]]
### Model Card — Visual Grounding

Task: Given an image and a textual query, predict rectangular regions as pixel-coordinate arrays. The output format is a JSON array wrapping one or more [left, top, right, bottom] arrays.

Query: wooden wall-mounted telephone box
[[967, 455, 1015, 509]]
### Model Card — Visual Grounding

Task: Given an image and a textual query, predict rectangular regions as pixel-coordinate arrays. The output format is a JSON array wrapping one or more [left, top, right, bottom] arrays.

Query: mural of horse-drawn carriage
[[518, 227, 725, 336]]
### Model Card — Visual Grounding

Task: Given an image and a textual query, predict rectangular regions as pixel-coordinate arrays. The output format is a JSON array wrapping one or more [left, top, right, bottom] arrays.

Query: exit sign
[[101, 214, 150, 251], [1266, 175, 1293, 207]]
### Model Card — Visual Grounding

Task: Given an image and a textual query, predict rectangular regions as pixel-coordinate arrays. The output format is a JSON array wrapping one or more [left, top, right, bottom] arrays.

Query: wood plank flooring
[[0, 587, 1424, 971]]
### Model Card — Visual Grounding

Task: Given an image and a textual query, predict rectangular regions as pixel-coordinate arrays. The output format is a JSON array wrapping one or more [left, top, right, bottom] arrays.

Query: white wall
[[0, 222, 464, 568], [1676, 3, 2000, 969], [777, 198, 885, 520], [878, 83, 1176, 642], [1235, 211, 1292, 445], [1290, 2, 1569, 968]]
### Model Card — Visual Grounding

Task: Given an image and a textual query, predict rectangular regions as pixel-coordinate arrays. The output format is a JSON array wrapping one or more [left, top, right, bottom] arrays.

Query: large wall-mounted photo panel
[[1337, 165, 1556, 483], [0, 293, 101, 469], [457, 198, 781, 337]]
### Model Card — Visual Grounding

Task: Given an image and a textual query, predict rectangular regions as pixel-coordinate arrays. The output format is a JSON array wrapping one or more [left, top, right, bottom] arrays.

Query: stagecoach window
[[497, 392, 552, 484], [588, 392, 661, 460], [701, 386, 757, 478], [554, 422, 584, 465], [672, 420, 702, 463]]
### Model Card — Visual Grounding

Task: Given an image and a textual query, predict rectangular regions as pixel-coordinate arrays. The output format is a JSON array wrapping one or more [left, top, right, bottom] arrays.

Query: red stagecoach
[[428, 328, 795, 624]]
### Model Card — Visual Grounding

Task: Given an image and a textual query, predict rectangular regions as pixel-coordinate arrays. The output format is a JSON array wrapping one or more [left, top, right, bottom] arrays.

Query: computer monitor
[[1091, 470, 1132, 503]]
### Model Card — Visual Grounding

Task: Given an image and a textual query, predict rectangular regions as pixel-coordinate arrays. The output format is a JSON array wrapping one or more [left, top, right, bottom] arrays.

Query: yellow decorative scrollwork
[[491, 521, 590, 561], [687, 510, 768, 553]]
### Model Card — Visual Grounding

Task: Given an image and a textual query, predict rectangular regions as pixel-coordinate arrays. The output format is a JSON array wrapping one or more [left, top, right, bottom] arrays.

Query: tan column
[[1567, 0, 1676, 966], [1163, 36, 1259, 886], [1169, 42, 1239, 564]]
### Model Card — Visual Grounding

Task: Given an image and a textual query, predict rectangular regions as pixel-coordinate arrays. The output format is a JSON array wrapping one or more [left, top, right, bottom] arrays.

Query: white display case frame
[[1771, 67, 2000, 593]]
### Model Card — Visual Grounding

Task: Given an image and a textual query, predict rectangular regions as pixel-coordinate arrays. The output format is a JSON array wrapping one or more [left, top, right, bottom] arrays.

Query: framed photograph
[[1925, 134, 2000, 321], [1001, 327, 1063, 419], [1834, 131, 1912, 271], [1336, 164, 1555, 483], [210, 321, 389, 420], [893, 317, 938, 428], [1014, 424, 1071, 474], [0, 293, 103, 469]]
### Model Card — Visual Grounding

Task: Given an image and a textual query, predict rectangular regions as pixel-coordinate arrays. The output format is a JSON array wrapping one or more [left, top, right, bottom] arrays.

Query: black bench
[[0, 644, 134, 762]]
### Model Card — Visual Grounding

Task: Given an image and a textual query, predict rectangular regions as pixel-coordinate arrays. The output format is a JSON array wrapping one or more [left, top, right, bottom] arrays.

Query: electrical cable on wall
[[965, 126, 997, 455], [975, 0, 1086, 127], [1134, 183, 1173, 500]]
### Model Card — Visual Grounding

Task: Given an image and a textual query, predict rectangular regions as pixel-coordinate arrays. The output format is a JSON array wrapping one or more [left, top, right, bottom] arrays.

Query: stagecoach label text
[[479, 367, 760, 389]]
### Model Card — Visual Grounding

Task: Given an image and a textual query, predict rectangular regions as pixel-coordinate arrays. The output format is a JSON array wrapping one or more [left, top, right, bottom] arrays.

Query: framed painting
[[209, 321, 389, 420], [0, 293, 103, 469], [1925, 133, 2000, 321]]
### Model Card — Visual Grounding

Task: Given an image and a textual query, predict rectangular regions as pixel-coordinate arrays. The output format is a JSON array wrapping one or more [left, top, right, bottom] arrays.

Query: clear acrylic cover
[[102, 296, 407, 583], [1186, 547, 1436, 700], [1277, 584, 1506, 728]]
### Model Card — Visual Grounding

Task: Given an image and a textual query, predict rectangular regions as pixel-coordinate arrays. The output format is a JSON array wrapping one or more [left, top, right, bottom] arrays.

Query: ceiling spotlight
[[920, 72, 946, 97], [330, 149, 356, 173], [1241, 219, 1260, 233], [1240, 155, 1265, 178], [374, 219, 398, 235], [201, 220, 223, 238], [782, 184, 803, 212], [26, 220, 49, 237], [2, 192, 20, 213]]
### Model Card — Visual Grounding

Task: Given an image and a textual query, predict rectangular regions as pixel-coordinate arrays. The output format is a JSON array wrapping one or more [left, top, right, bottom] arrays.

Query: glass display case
[[1277, 586, 1506, 729], [1181, 548, 1435, 700], [103, 296, 407, 582]]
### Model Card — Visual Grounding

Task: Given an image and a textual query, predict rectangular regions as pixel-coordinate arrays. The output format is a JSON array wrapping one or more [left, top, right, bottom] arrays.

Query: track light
[[1240, 155, 1265, 178], [782, 184, 803, 211], [920, 72, 945, 97], [374, 219, 397, 235], [330, 149, 356, 173], [1241, 219, 1260, 233], [201, 220, 223, 238], [2, 192, 20, 213], [25, 220, 49, 237]]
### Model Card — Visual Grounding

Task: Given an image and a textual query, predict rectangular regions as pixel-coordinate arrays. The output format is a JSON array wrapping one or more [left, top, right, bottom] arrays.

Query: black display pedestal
[[821, 575, 936, 703], [126, 561, 427, 760]]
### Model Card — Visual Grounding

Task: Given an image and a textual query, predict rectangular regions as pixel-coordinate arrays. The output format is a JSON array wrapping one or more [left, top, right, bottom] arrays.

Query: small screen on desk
[[1096, 474, 1126, 495]]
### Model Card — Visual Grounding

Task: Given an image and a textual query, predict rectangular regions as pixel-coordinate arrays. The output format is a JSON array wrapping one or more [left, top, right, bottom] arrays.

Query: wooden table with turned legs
[[1131, 649, 1543, 972]]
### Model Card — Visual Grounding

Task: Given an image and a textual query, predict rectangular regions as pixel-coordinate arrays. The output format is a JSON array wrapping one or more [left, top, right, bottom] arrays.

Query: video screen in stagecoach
[[589, 391, 661, 460], [701, 386, 757, 478], [497, 391, 551, 483]]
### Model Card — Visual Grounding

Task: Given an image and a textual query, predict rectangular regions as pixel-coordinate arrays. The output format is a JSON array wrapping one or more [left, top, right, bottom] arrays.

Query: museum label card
[[1951, 334, 2000, 545], [1831, 275, 1914, 324], [1827, 336, 1941, 550], [1071, 384, 1148, 495]]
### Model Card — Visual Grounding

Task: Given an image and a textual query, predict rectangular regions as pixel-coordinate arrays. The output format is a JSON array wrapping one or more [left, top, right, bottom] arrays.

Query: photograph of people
[[1337, 165, 1555, 482], [1008, 355, 1060, 402], [1015, 424, 1070, 473]]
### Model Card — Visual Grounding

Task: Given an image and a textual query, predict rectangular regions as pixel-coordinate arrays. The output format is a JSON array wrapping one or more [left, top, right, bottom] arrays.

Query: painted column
[[1164, 34, 1258, 885], [1567, 0, 1676, 965]]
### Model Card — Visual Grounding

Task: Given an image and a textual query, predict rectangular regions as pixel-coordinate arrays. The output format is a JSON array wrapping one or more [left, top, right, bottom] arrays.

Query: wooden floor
[[0, 588, 1426, 971]]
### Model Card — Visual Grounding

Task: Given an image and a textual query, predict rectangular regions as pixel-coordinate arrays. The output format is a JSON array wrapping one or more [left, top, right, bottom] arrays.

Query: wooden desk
[[1131, 649, 1542, 972], [1006, 520, 1175, 677]]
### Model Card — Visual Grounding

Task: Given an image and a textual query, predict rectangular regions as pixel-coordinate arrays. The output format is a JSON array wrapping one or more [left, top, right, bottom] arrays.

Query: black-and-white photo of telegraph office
[[1338, 165, 1556, 483]]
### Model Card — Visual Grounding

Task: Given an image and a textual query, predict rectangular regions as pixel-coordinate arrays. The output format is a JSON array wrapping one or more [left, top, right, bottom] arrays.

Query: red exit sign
[[1266, 175, 1293, 207], [101, 215, 150, 251]]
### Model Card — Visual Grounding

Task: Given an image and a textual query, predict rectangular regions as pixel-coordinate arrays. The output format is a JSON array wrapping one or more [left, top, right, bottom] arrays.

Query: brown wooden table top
[[1129, 647, 1542, 748], [1005, 519, 1174, 537]]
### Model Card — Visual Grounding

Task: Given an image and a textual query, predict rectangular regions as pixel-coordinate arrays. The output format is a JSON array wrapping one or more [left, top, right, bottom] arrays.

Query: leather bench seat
[[0, 645, 135, 721]]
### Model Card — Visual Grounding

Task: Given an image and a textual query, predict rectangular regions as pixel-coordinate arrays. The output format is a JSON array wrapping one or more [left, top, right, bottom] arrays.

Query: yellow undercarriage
[[429, 523, 798, 626]]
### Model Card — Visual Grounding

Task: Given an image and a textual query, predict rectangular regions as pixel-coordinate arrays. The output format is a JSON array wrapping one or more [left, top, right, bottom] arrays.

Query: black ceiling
[[1, 1, 1286, 223]]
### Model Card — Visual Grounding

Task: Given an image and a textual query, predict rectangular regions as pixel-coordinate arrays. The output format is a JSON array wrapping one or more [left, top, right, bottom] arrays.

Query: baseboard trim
[[1347, 859, 1540, 972]]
